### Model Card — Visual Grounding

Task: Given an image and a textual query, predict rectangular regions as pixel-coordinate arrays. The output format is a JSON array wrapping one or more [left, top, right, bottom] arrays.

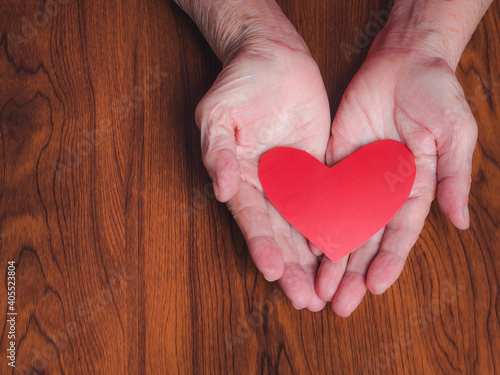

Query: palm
[[197, 46, 331, 310], [316, 51, 477, 316]]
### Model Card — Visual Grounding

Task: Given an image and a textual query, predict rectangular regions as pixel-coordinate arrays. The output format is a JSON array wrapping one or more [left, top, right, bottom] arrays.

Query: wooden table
[[1, 0, 499, 374]]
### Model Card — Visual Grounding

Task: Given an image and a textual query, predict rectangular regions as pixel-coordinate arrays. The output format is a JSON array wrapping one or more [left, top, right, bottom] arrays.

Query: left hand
[[197, 41, 332, 312], [315, 48, 477, 316]]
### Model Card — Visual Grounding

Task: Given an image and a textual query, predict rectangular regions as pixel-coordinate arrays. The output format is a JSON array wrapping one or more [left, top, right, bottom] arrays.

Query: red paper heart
[[258, 140, 416, 262]]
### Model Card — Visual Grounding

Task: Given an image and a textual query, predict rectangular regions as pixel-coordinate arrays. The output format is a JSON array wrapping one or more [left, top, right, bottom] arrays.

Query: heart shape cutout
[[258, 140, 416, 262]]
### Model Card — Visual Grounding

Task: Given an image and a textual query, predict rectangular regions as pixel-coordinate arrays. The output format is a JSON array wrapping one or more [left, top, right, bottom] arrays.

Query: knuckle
[[454, 119, 477, 146], [195, 97, 210, 129], [197, 102, 225, 157], [442, 105, 478, 150], [202, 121, 227, 159]]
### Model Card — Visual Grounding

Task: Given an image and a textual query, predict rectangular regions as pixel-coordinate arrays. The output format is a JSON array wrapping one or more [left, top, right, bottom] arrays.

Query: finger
[[267, 206, 319, 310], [366, 195, 432, 294], [290, 228, 325, 312], [279, 263, 314, 310], [309, 242, 323, 257], [436, 106, 478, 230], [315, 256, 348, 302], [327, 123, 372, 167], [367, 138, 437, 294], [227, 181, 284, 281], [302, 266, 327, 312], [331, 229, 384, 317], [200, 122, 241, 203], [326, 78, 389, 167]]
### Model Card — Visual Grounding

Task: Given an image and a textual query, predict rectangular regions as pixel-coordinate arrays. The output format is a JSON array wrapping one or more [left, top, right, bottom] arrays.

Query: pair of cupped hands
[[195, 24, 477, 315]]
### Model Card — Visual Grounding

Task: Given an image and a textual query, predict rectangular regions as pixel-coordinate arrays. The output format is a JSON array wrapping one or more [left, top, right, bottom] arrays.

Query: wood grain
[[0, 0, 498, 374]]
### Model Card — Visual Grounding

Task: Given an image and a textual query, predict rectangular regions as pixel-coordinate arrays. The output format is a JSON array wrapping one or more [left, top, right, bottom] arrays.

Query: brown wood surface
[[0, 0, 499, 374]]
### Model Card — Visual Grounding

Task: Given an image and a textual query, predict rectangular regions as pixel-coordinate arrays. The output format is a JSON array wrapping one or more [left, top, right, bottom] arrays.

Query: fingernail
[[464, 205, 470, 226], [370, 281, 388, 295], [292, 303, 301, 310], [213, 182, 219, 200]]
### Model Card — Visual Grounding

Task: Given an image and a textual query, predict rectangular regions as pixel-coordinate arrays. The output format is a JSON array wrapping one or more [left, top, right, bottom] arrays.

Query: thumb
[[436, 103, 478, 230], [326, 82, 380, 167], [197, 104, 241, 203]]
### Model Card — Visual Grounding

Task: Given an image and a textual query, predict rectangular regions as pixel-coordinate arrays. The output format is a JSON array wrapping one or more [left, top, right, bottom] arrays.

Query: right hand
[[196, 39, 331, 311]]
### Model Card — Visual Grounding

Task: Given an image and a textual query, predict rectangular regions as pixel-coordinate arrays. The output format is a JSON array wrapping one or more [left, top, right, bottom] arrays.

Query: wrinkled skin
[[197, 41, 477, 314], [196, 44, 331, 311], [317, 50, 477, 316]]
